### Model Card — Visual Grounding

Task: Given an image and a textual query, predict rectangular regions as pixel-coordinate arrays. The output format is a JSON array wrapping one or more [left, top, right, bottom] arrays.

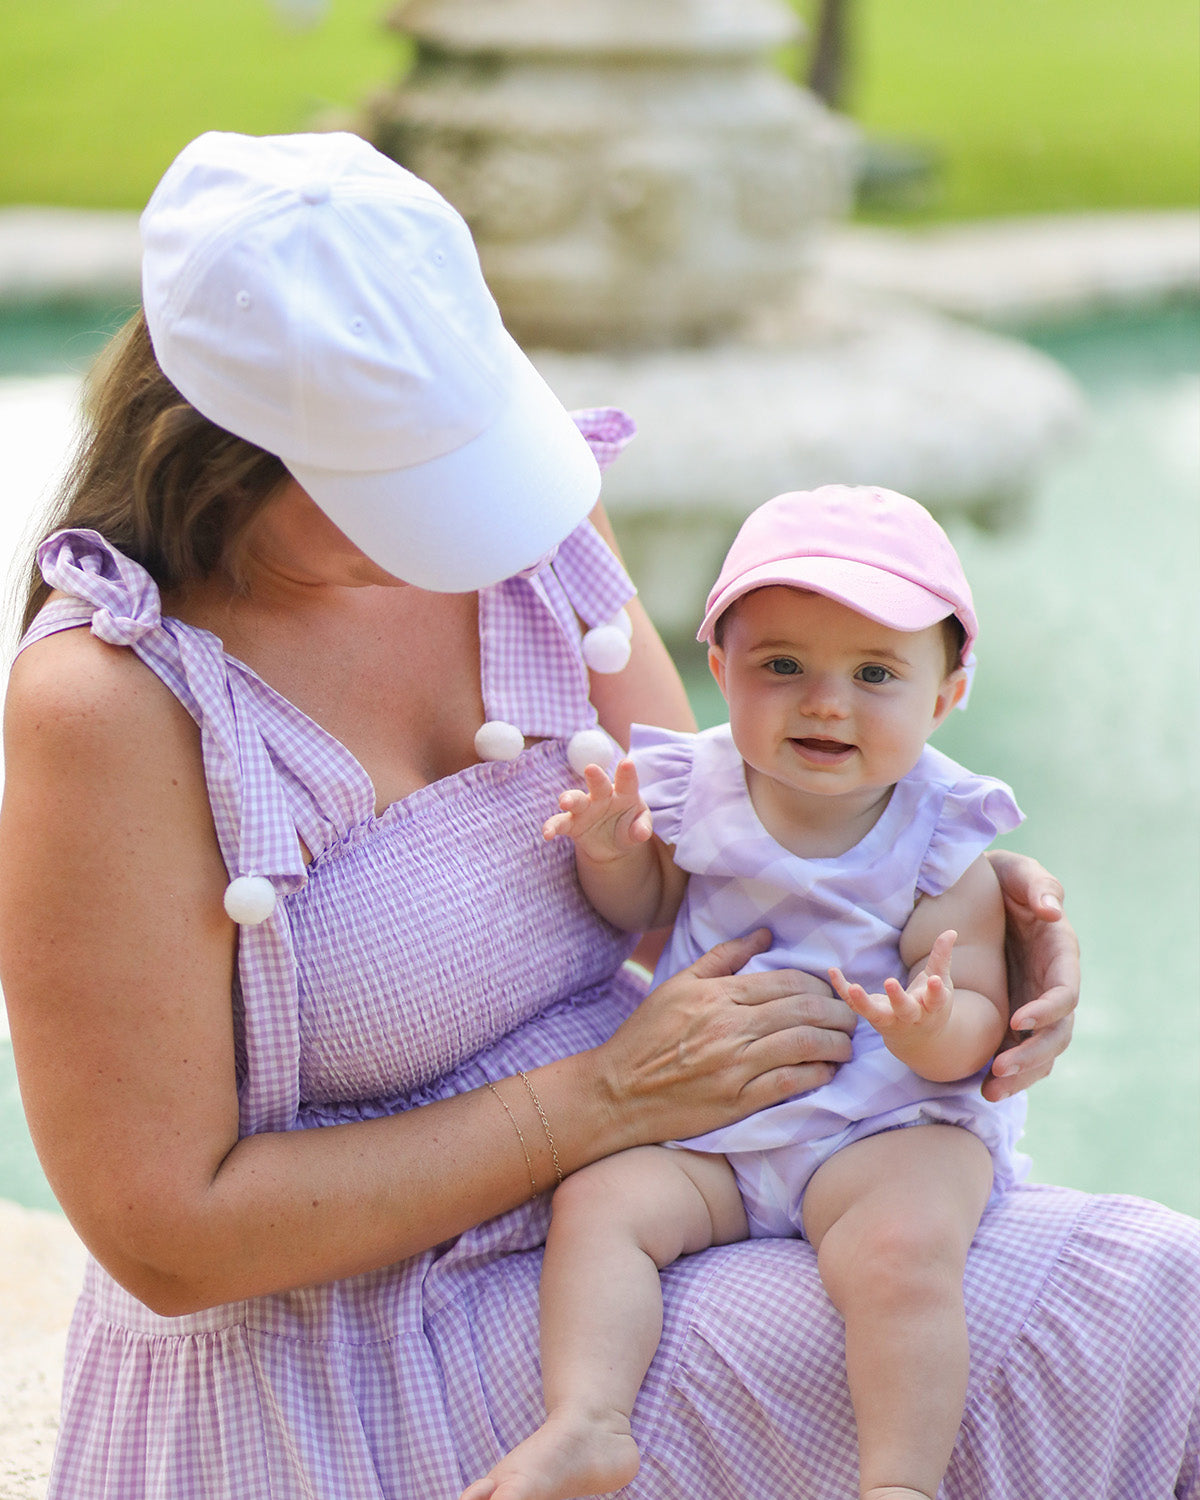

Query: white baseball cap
[[140, 131, 601, 591]]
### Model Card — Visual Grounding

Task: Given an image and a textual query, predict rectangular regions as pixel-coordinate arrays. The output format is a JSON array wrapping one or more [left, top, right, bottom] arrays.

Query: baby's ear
[[933, 667, 969, 724], [708, 644, 729, 699]]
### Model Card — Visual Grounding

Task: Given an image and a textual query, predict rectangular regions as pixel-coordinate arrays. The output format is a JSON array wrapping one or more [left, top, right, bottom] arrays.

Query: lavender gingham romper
[[632, 724, 1030, 1238], [17, 421, 1200, 1498]]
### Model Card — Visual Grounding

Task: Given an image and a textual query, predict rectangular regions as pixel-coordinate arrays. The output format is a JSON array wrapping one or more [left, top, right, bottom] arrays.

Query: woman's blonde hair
[[19, 310, 288, 635]]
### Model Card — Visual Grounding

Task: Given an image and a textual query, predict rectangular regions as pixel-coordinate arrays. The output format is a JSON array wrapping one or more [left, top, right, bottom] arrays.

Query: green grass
[[0, 2, 1195, 215], [824, 0, 1200, 218], [0, 0, 400, 209]]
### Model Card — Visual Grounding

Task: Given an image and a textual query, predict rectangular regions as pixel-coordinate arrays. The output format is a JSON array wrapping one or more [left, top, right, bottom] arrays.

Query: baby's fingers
[[542, 788, 590, 840], [882, 975, 923, 1024], [611, 757, 643, 800], [919, 972, 949, 1016], [627, 806, 654, 844], [926, 930, 958, 984], [582, 762, 618, 797], [831, 968, 885, 1026], [827, 967, 858, 1006]]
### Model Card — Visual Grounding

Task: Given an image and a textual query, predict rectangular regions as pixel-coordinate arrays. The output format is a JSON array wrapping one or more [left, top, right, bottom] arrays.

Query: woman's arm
[[983, 850, 1079, 1102], [0, 628, 852, 1317], [583, 501, 697, 746], [582, 500, 696, 968]]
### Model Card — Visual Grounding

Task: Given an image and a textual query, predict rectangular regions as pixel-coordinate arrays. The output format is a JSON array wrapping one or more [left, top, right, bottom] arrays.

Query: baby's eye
[[766, 657, 801, 676], [857, 664, 893, 685]]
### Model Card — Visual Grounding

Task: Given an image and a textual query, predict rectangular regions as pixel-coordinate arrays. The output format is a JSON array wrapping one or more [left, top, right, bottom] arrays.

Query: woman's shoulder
[[3, 622, 215, 890], [6, 617, 197, 771]]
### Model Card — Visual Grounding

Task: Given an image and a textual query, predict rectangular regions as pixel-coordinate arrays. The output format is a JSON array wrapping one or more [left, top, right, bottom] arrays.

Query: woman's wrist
[[520, 1047, 650, 1181]]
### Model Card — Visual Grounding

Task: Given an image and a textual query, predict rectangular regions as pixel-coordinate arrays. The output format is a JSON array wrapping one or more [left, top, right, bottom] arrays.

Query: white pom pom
[[581, 623, 632, 674], [612, 607, 633, 639], [474, 719, 525, 762], [568, 728, 617, 776], [223, 874, 277, 926]]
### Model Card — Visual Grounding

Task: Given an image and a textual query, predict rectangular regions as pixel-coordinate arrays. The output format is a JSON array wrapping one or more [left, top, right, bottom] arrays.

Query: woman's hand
[[590, 929, 856, 1147], [984, 850, 1080, 1102]]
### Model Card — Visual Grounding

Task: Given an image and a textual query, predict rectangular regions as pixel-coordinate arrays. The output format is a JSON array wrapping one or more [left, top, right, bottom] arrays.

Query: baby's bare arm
[[895, 857, 1009, 1079], [543, 759, 688, 933], [831, 857, 1009, 1083]]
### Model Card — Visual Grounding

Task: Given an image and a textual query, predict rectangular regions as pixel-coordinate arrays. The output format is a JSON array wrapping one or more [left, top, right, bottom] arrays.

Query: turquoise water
[[0, 300, 1197, 1218], [0, 294, 135, 377]]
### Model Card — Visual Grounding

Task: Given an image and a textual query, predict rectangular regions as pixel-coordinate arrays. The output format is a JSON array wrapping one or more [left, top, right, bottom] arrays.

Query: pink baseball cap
[[698, 485, 977, 663]]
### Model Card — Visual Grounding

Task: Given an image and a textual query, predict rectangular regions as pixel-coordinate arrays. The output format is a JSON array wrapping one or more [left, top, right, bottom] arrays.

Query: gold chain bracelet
[[486, 1082, 539, 1199], [519, 1070, 563, 1187]]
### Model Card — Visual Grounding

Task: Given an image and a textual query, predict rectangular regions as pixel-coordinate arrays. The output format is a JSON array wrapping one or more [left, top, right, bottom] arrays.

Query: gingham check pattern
[[21, 424, 1200, 1496]]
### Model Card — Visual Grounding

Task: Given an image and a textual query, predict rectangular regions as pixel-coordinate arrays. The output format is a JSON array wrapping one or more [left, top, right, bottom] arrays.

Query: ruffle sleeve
[[628, 723, 699, 848], [918, 772, 1024, 899]]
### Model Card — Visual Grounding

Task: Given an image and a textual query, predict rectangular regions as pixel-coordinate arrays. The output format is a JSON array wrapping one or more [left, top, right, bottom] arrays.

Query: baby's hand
[[542, 758, 653, 863], [830, 930, 958, 1047]]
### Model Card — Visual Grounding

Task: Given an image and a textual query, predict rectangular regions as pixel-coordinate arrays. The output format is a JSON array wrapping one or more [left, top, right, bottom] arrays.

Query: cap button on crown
[[299, 180, 331, 206]]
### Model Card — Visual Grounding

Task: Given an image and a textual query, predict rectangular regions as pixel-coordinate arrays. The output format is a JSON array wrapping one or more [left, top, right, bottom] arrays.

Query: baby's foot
[[459, 1405, 639, 1500]]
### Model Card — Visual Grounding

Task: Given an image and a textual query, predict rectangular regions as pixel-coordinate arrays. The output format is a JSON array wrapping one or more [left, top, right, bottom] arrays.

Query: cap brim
[[288, 340, 601, 591], [698, 556, 957, 643]]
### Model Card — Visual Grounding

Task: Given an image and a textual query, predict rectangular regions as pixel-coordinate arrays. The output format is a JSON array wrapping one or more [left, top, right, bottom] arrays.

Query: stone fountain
[[363, 0, 1083, 640]]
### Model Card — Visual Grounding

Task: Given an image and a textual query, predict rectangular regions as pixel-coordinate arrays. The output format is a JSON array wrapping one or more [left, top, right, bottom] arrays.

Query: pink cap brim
[[698, 556, 964, 645]]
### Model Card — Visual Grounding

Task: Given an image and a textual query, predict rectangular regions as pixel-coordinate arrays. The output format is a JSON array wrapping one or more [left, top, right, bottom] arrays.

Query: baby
[[463, 485, 1028, 1500]]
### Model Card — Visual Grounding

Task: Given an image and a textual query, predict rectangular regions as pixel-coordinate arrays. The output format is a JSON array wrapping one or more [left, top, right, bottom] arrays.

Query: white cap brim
[[287, 341, 601, 592]]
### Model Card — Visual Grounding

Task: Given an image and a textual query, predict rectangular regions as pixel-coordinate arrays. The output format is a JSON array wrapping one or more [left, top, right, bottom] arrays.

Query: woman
[[1, 131, 1194, 1499]]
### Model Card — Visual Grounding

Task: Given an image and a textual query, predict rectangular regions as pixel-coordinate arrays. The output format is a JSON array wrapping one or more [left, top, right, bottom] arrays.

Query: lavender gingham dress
[[632, 724, 1030, 1239], [18, 424, 1200, 1498]]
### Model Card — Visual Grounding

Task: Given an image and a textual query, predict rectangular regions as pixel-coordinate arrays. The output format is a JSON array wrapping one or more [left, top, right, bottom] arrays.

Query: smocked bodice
[[288, 741, 630, 1108], [19, 418, 639, 1135]]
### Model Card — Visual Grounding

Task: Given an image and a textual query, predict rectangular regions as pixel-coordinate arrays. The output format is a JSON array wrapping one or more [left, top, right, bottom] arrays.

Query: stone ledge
[[0, 207, 142, 303], [812, 210, 1200, 326], [1, 205, 1195, 321]]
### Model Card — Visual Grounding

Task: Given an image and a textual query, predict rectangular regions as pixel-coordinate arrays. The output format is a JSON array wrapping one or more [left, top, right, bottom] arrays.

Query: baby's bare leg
[[802, 1125, 994, 1500], [460, 1145, 746, 1500]]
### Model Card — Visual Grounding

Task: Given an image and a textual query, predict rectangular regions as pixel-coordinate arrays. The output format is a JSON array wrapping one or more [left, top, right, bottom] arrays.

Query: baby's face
[[709, 587, 966, 814]]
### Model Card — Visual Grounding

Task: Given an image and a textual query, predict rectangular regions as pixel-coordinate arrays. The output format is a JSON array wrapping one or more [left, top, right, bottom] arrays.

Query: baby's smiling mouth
[[791, 736, 856, 762]]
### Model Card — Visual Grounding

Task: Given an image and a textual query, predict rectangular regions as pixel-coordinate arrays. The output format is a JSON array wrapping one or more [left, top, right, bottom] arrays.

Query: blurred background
[[793, 0, 1199, 221], [0, 0, 1196, 217], [0, 0, 1196, 1222]]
